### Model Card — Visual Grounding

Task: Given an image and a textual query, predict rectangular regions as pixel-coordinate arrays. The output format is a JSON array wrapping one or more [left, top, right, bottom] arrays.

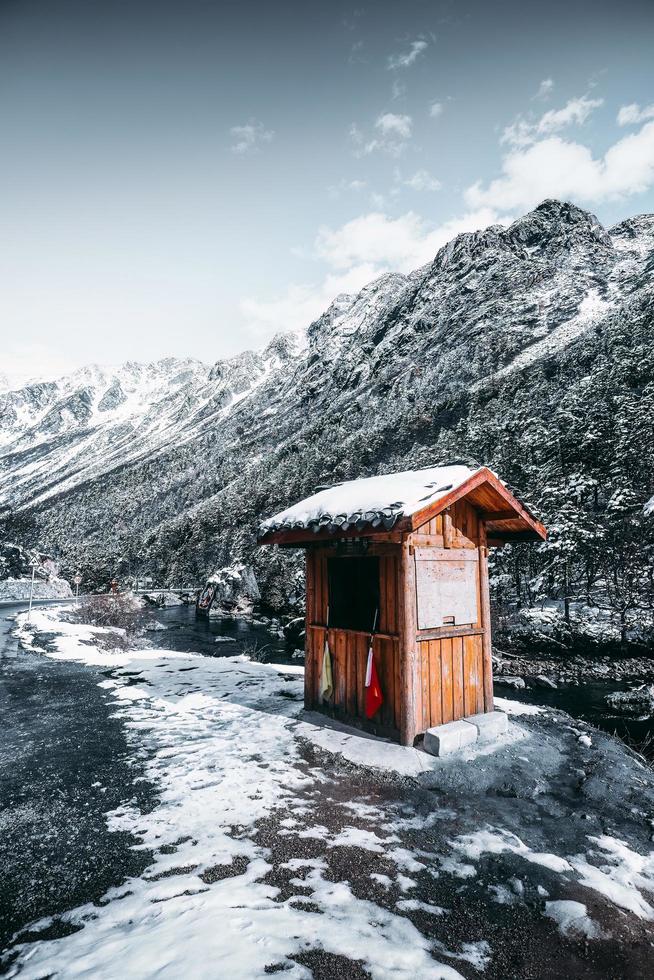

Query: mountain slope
[[2, 200, 653, 631]]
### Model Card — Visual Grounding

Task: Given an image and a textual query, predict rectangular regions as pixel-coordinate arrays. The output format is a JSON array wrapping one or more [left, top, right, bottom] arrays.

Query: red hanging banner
[[364, 645, 383, 719]]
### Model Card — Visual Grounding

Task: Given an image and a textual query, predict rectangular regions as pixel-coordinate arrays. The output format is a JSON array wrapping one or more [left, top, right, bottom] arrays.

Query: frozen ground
[[2, 606, 654, 979]]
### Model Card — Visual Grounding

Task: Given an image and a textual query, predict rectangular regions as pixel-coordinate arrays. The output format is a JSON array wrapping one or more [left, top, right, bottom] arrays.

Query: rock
[[206, 563, 260, 612], [605, 684, 654, 716], [283, 617, 306, 646], [497, 675, 526, 690], [578, 734, 593, 748], [533, 675, 558, 689], [0, 542, 73, 600], [97, 381, 127, 412], [142, 592, 183, 607]]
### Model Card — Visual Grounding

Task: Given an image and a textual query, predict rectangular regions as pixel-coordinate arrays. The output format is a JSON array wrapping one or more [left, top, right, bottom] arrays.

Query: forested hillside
[[2, 200, 653, 649]]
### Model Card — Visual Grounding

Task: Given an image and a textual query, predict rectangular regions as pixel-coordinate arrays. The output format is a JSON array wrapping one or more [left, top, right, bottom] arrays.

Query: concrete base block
[[424, 719, 477, 757], [464, 710, 509, 742]]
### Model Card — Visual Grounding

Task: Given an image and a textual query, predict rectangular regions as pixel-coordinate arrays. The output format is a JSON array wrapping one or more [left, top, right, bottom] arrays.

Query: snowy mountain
[[2, 200, 654, 632], [0, 342, 300, 511]]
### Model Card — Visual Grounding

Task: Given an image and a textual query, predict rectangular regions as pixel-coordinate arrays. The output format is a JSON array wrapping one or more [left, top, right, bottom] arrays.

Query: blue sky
[[1, 0, 653, 382]]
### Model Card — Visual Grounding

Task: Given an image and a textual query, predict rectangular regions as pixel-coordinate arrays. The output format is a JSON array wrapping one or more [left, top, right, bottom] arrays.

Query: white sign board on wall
[[414, 548, 479, 630]]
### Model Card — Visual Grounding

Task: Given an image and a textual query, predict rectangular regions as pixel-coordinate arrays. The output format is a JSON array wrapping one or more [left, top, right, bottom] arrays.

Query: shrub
[[72, 592, 142, 633]]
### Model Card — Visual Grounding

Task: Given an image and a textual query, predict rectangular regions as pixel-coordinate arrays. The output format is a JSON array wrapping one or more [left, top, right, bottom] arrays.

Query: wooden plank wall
[[416, 633, 485, 730], [411, 499, 493, 737], [305, 545, 401, 736]]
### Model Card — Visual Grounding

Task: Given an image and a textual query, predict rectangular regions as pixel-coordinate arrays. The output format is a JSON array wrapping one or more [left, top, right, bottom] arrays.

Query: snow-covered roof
[[259, 465, 479, 537]]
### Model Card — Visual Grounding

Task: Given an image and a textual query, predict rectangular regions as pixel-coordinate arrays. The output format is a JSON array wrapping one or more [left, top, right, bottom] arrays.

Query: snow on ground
[[8, 608, 463, 979], [493, 696, 545, 716], [544, 901, 602, 939], [298, 708, 527, 775], [6, 605, 654, 978]]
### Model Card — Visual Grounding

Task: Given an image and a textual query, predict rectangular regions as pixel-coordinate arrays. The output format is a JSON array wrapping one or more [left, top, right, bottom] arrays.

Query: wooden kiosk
[[259, 465, 546, 746]]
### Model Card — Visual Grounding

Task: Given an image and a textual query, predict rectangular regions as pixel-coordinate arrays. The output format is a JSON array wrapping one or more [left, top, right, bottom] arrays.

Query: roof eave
[[258, 516, 412, 548], [409, 466, 547, 541]]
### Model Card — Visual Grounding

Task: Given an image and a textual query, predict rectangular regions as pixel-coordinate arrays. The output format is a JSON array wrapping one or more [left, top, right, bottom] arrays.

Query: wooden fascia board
[[409, 467, 547, 540], [258, 519, 411, 548]]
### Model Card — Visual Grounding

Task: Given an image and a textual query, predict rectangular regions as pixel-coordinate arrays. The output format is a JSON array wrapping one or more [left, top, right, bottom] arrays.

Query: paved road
[[0, 604, 155, 963]]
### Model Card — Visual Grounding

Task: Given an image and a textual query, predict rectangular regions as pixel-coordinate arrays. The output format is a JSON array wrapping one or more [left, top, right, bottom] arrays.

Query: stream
[[495, 676, 653, 749]]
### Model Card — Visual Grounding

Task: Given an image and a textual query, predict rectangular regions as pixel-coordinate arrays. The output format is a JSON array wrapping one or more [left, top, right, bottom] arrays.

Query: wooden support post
[[399, 537, 418, 745], [478, 522, 494, 713], [443, 509, 453, 549], [304, 550, 316, 710]]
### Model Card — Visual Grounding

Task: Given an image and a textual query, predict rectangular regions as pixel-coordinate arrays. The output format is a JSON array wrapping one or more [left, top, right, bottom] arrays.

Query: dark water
[[145, 602, 297, 663], [495, 677, 653, 747]]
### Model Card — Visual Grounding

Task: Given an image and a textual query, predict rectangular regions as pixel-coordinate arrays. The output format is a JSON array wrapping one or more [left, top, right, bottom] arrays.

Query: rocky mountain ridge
[[1, 200, 653, 641]]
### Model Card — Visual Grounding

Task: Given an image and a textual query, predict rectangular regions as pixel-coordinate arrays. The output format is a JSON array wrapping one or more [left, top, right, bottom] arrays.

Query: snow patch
[[494, 696, 545, 716], [483, 289, 612, 385], [545, 900, 602, 939]]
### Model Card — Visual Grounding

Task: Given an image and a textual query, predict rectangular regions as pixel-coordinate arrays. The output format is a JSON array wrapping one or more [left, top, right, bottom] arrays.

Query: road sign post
[[27, 562, 37, 623]]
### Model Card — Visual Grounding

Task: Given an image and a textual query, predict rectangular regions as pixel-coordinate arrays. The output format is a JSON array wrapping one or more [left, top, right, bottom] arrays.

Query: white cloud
[[376, 113, 412, 139], [534, 78, 554, 100], [315, 208, 500, 272], [400, 169, 442, 192], [240, 265, 378, 336], [348, 40, 365, 64], [617, 102, 654, 126], [502, 96, 603, 147], [241, 207, 502, 338], [350, 113, 413, 156], [391, 79, 406, 101], [466, 121, 654, 211], [537, 96, 603, 135], [229, 121, 274, 155], [387, 39, 428, 70], [1, 344, 81, 385], [429, 101, 443, 118]]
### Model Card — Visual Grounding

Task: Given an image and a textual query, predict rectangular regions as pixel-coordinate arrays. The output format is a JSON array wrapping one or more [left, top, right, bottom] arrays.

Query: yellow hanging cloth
[[320, 636, 333, 702]]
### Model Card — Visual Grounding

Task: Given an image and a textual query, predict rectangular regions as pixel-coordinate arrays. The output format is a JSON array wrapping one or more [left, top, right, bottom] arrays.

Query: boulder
[[498, 675, 526, 690], [283, 616, 306, 646], [605, 684, 654, 716], [205, 563, 260, 615]]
